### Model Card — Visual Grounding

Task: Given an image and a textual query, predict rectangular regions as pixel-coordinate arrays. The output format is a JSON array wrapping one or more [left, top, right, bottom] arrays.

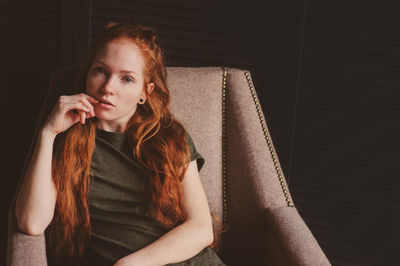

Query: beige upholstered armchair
[[7, 66, 331, 266]]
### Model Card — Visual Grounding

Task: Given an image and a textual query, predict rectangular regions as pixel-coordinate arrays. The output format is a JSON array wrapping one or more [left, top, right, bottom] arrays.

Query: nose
[[101, 76, 116, 94]]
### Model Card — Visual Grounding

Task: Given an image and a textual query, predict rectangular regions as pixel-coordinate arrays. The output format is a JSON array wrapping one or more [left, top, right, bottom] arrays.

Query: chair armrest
[[7, 207, 47, 266], [266, 206, 331, 266]]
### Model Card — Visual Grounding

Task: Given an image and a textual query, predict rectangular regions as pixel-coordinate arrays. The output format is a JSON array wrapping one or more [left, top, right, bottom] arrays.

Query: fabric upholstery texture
[[7, 66, 331, 266], [7, 219, 47, 266], [266, 206, 330, 266], [167, 67, 224, 223]]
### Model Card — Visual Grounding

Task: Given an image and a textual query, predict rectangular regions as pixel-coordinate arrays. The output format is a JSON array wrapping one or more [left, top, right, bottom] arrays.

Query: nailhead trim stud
[[243, 71, 294, 208]]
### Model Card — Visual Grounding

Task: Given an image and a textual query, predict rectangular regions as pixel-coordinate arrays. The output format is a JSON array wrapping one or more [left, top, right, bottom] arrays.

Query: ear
[[139, 83, 155, 104], [147, 83, 154, 94]]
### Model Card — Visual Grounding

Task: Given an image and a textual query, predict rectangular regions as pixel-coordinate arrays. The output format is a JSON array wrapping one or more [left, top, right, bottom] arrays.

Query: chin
[[94, 113, 113, 121]]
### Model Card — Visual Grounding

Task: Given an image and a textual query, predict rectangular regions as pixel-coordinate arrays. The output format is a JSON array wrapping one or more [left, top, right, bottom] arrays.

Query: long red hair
[[46, 21, 194, 264]]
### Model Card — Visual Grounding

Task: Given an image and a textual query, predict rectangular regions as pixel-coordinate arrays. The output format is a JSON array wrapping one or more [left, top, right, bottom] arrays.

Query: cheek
[[86, 77, 92, 91], [122, 92, 138, 104], [86, 76, 100, 93], [121, 91, 141, 108]]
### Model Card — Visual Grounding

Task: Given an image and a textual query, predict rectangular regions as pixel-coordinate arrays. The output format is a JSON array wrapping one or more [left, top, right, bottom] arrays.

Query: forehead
[[94, 39, 146, 74]]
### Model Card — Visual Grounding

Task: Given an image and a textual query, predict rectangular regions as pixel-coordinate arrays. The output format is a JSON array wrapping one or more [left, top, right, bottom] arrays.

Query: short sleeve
[[185, 131, 205, 172]]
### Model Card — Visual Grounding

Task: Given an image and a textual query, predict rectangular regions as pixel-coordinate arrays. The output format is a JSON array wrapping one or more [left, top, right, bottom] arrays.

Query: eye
[[94, 66, 107, 75], [123, 76, 134, 83]]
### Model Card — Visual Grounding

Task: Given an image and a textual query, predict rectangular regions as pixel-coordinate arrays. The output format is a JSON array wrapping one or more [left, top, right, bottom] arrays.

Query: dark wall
[[1, 0, 399, 265], [1, 1, 60, 265], [290, 1, 400, 264]]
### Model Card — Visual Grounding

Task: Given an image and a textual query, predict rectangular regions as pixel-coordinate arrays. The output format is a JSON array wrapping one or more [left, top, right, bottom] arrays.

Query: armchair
[[7, 66, 331, 266]]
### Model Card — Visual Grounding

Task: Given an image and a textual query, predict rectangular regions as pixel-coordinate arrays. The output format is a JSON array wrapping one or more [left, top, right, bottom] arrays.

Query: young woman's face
[[86, 38, 153, 131]]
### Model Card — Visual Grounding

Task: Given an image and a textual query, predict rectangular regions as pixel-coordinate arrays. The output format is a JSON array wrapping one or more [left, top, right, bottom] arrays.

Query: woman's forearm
[[15, 128, 58, 235], [116, 219, 213, 266]]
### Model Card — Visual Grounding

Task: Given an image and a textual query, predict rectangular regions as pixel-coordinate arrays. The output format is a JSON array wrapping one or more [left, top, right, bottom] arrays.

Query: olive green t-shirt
[[83, 127, 225, 266]]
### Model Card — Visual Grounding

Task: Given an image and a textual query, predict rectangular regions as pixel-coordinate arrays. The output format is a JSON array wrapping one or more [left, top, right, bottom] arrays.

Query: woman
[[14, 21, 225, 266]]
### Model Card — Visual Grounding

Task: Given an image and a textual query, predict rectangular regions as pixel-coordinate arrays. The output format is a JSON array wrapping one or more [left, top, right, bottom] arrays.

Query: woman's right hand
[[42, 93, 99, 137]]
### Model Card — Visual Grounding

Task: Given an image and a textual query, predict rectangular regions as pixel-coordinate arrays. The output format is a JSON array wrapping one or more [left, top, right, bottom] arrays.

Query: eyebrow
[[95, 60, 140, 77], [120, 70, 139, 76]]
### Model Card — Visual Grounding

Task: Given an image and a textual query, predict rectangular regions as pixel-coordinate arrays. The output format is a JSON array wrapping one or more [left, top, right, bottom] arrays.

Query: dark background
[[1, 0, 399, 265]]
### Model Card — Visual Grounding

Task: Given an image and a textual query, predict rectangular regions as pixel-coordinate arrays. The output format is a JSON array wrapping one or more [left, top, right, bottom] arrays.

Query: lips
[[96, 97, 115, 107]]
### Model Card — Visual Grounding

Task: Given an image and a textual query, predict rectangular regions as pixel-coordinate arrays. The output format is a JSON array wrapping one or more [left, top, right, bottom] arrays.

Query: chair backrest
[[167, 65, 293, 227], [142, 66, 295, 264], [168, 67, 225, 223], [179, 67, 295, 264], [8, 65, 295, 265]]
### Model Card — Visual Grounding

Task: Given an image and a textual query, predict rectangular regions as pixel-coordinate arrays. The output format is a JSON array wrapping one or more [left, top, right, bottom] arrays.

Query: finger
[[80, 111, 86, 124], [76, 93, 99, 104], [86, 111, 92, 118], [79, 97, 96, 116], [70, 95, 94, 116], [67, 102, 90, 113], [86, 94, 100, 104]]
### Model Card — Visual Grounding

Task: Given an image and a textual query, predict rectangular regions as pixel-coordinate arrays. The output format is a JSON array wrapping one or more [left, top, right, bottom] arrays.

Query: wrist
[[40, 127, 57, 140], [114, 256, 142, 266], [116, 252, 156, 266]]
